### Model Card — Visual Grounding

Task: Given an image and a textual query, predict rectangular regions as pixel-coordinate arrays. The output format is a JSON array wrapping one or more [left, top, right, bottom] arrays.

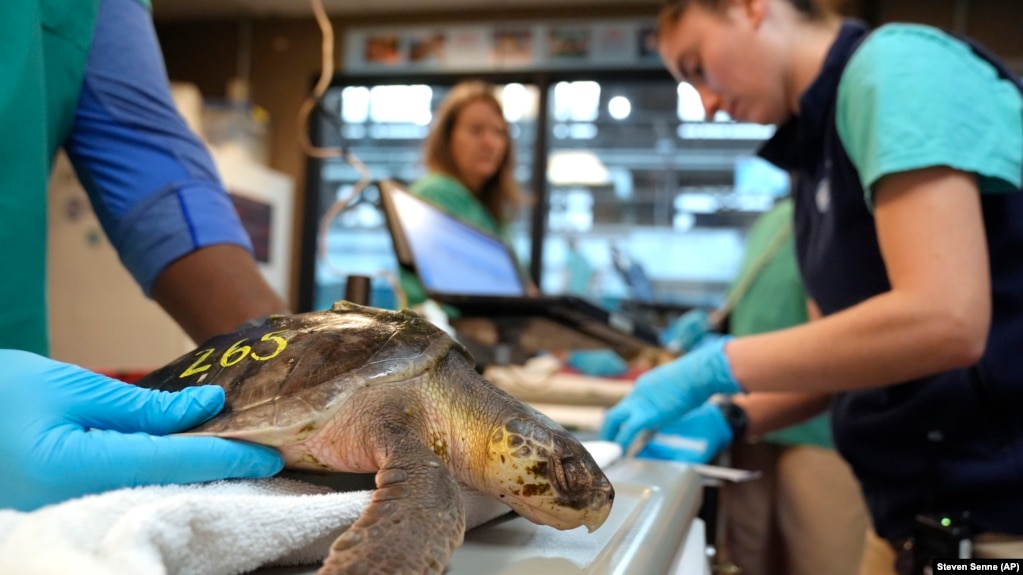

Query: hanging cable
[[302, 0, 406, 309]]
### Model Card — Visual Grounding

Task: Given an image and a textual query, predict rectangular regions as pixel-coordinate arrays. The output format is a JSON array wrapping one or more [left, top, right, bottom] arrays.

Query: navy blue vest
[[760, 21, 1023, 541]]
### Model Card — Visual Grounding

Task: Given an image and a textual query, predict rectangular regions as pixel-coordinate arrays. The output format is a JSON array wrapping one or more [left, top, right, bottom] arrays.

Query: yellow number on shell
[[250, 330, 288, 361], [179, 348, 215, 378], [220, 339, 252, 367]]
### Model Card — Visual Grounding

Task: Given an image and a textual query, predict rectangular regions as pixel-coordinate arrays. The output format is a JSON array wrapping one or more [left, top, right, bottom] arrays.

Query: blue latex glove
[[566, 349, 629, 377], [660, 309, 717, 353], [638, 402, 732, 464], [0, 350, 285, 511], [600, 336, 742, 450]]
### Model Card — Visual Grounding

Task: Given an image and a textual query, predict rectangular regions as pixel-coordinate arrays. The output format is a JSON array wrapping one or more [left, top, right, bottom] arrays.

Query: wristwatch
[[712, 396, 749, 441]]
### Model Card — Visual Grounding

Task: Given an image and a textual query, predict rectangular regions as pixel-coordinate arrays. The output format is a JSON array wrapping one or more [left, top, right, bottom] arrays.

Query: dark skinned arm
[[150, 244, 290, 344]]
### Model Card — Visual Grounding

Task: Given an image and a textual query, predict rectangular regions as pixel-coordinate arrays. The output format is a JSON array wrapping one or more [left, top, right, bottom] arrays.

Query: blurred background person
[[399, 80, 533, 308], [648, 196, 868, 575], [563, 236, 594, 297]]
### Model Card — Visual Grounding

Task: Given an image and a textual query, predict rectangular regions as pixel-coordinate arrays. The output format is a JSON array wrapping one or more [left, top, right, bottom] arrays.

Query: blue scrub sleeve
[[63, 0, 252, 295]]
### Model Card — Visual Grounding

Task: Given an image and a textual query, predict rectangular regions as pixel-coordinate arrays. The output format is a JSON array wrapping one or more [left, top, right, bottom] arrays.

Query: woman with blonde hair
[[401, 81, 531, 307]]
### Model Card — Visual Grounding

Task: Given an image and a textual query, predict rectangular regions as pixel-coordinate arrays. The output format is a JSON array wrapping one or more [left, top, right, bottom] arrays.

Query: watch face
[[719, 400, 748, 439]]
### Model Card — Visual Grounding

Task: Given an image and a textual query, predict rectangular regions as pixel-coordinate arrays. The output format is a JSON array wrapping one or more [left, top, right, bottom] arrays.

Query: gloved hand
[[0, 349, 285, 511], [660, 309, 719, 353], [638, 401, 732, 464], [566, 349, 629, 377], [600, 336, 741, 450]]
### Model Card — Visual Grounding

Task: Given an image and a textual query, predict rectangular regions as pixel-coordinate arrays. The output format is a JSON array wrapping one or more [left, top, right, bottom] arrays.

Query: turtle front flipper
[[317, 440, 465, 575]]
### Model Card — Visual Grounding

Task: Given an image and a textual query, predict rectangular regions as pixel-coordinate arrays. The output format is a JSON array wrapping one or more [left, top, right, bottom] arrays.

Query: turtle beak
[[502, 486, 613, 532], [567, 458, 614, 532], [583, 511, 610, 533], [551, 454, 615, 531]]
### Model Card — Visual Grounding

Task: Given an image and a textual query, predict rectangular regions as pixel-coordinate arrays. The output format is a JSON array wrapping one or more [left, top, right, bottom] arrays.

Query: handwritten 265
[[178, 330, 289, 378]]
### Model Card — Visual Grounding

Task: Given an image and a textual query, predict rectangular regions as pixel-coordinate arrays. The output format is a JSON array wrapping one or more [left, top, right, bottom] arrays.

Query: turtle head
[[484, 413, 614, 532]]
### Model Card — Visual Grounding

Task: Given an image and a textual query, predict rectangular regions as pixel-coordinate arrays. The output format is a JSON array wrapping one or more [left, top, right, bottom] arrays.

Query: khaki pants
[[860, 527, 1023, 575], [720, 442, 869, 575]]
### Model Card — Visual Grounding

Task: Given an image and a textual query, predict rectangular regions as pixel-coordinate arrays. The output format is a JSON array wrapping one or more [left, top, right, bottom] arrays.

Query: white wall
[[46, 154, 194, 371], [46, 84, 294, 372]]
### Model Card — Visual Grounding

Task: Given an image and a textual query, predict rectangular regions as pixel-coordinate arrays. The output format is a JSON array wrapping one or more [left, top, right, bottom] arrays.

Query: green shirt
[[1, 0, 99, 355], [729, 199, 833, 449], [398, 173, 513, 308]]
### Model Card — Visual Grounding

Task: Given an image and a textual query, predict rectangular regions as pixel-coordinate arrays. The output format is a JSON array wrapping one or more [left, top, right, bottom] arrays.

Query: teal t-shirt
[[729, 199, 832, 449], [565, 248, 594, 296], [837, 24, 1023, 208], [1, 0, 98, 356], [398, 173, 513, 308]]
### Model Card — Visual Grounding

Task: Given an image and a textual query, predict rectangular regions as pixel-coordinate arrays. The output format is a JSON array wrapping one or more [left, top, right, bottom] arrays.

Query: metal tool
[[624, 429, 654, 459]]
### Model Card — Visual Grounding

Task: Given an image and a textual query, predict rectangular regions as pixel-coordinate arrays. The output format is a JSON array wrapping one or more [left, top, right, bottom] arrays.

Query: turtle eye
[[553, 456, 573, 492]]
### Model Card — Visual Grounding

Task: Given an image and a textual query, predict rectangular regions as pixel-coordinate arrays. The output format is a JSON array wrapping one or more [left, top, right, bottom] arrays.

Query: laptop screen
[[381, 181, 527, 297]]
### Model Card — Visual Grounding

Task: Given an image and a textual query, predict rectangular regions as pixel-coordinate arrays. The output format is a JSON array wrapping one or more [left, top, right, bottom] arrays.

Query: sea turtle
[[135, 301, 615, 574]]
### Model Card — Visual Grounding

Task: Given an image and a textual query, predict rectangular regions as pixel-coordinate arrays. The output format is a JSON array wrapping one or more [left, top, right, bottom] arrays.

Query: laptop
[[377, 179, 660, 355]]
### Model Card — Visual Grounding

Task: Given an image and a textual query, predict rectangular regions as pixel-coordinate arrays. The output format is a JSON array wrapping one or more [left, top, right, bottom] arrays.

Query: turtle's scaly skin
[[135, 301, 614, 575]]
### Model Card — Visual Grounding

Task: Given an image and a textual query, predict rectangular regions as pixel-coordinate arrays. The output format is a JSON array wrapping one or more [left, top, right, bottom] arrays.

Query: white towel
[[0, 441, 620, 575]]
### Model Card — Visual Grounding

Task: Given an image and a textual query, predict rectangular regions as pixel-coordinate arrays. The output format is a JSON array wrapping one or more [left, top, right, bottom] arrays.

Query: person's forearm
[[732, 392, 830, 439], [727, 289, 986, 394], [728, 168, 990, 395], [151, 245, 290, 343]]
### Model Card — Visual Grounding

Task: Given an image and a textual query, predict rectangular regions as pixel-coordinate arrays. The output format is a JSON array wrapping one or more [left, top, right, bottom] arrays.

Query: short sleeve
[[64, 0, 252, 295], [836, 24, 1023, 208]]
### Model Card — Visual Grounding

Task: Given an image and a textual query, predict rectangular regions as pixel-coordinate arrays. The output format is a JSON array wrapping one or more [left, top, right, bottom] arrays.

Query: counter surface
[[251, 458, 704, 575]]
